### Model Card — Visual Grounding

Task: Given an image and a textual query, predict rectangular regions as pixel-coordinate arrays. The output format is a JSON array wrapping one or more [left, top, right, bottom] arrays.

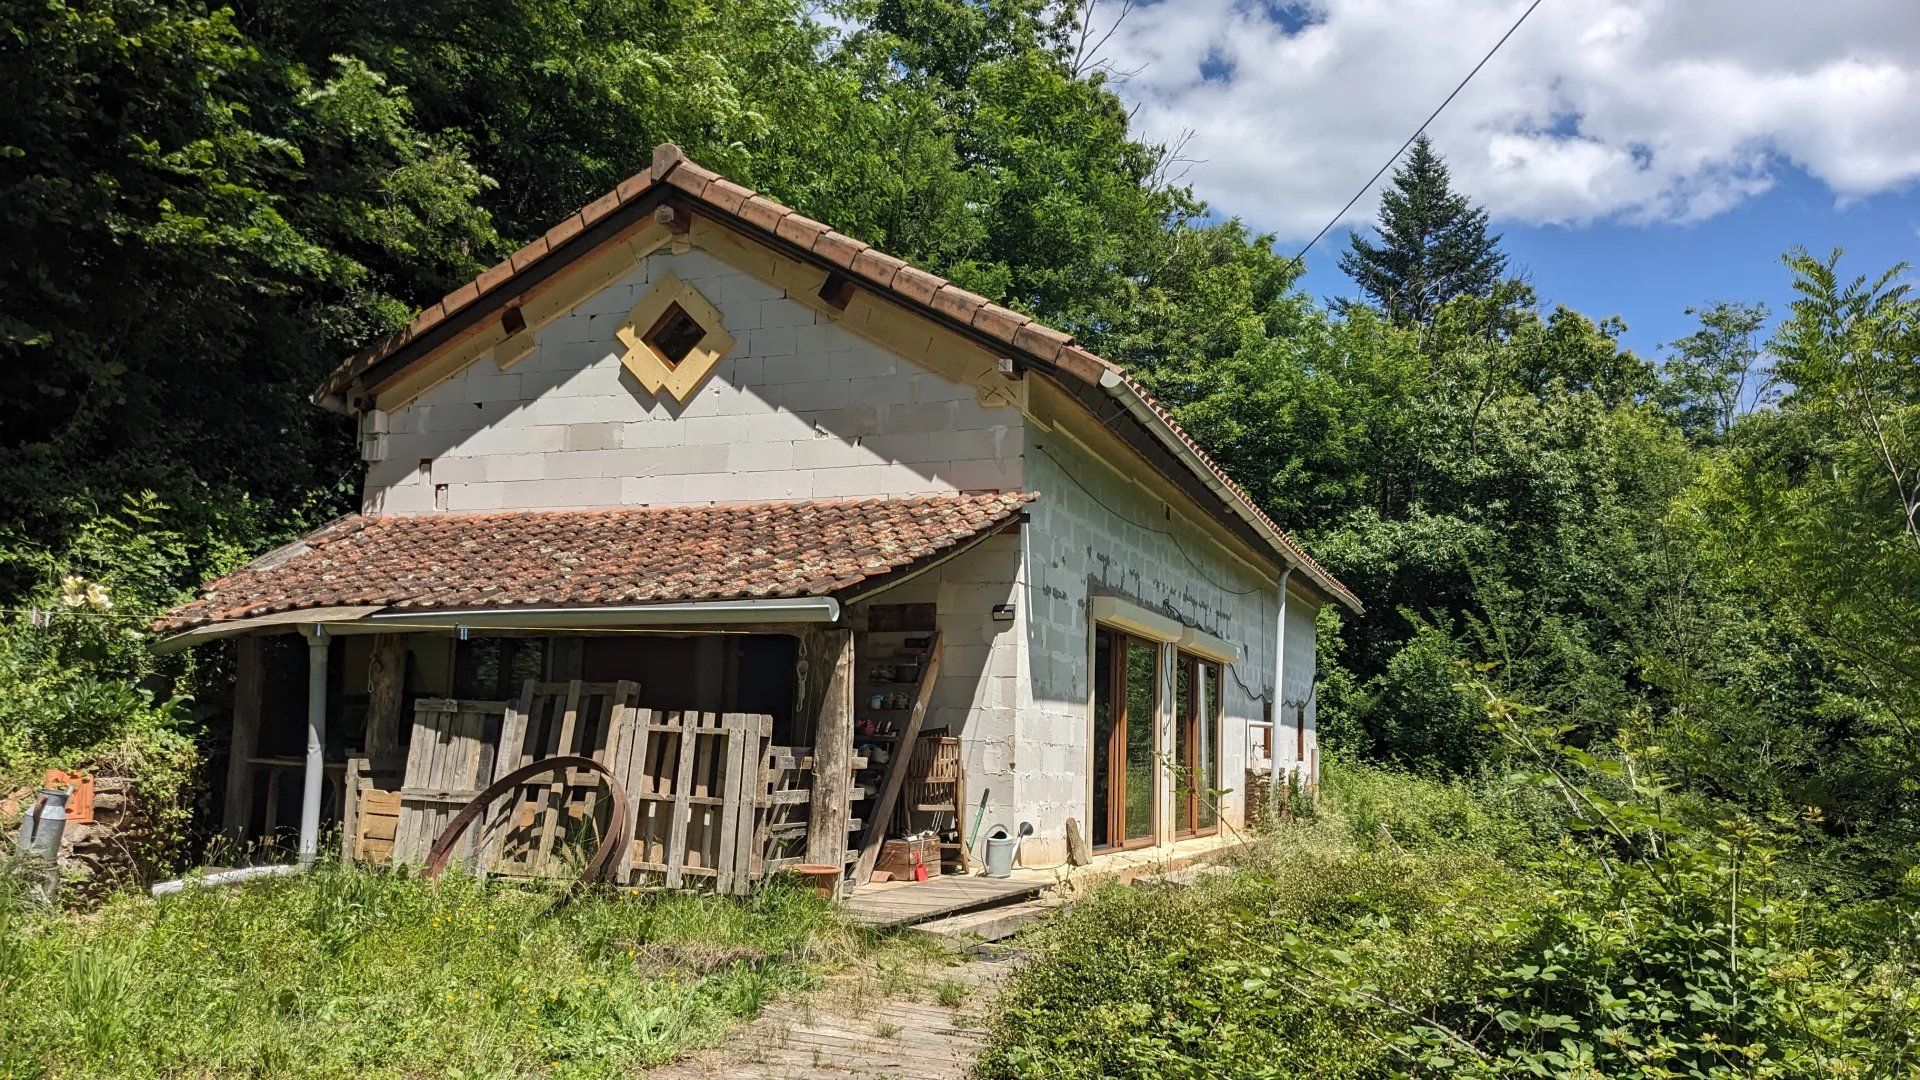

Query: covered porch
[[154, 493, 1033, 894]]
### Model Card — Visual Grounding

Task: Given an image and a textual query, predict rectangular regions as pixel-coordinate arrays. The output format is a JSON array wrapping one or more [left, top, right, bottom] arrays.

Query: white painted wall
[[363, 248, 1023, 513], [1019, 429, 1296, 864]]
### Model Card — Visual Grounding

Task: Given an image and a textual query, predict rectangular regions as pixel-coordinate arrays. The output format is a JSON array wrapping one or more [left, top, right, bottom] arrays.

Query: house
[[156, 144, 1359, 887]]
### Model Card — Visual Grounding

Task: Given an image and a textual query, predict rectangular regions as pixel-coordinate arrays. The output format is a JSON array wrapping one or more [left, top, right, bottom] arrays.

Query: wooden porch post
[[364, 633, 406, 772], [222, 635, 264, 843], [804, 628, 855, 869]]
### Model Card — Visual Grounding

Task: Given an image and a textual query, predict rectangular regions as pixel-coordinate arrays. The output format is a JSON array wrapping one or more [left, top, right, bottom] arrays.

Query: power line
[[1286, 0, 1549, 269]]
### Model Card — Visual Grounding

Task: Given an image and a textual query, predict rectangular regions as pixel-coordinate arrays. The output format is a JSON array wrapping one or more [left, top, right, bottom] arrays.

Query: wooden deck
[[838, 873, 1047, 929], [651, 943, 1016, 1079]]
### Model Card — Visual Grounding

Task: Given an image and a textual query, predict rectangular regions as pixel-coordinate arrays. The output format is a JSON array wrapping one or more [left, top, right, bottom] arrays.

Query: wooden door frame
[[1091, 624, 1161, 852], [1171, 651, 1223, 840]]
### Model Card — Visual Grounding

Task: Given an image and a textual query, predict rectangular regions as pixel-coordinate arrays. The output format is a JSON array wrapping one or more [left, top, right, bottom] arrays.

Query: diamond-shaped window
[[615, 269, 734, 403], [644, 302, 705, 368]]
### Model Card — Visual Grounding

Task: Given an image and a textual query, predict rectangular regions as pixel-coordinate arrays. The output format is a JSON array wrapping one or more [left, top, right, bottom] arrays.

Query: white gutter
[[364, 596, 841, 628], [1097, 369, 1360, 613]]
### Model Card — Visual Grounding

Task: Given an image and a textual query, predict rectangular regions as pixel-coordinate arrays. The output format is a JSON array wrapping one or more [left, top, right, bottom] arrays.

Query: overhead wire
[[1284, 0, 1550, 269]]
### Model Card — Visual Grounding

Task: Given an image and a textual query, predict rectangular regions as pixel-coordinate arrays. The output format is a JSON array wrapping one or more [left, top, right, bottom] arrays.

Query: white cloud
[[1090, 0, 1920, 238]]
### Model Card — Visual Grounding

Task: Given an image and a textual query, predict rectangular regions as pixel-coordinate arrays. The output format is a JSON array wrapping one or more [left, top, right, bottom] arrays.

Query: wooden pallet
[[906, 735, 968, 873]]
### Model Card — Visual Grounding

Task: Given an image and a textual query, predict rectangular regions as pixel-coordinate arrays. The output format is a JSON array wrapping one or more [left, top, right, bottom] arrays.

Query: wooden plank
[[855, 633, 944, 884], [222, 635, 264, 842], [665, 714, 698, 888], [341, 757, 364, 862], [479, 681, 535, 876], [688, 713, 715, 871], [601, 685, 638, 882], [735, 715, 765, 888], [716, 714, 748, 894], [364, 634, 407, 771], [534, 680, 583, 873], [576, 683, 625, 844], [805, 629, 856, 868], [620, 707, 653, 883]]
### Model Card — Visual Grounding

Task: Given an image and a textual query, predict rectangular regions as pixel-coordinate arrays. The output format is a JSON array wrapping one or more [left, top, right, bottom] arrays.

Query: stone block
[[430, 456, 489, 485], [728, 441, 795, 473], [745, 325, 797, 358], [543, 476, 623, 506], [621, 473, 687, 505], [462, 372, 525, 404], [775, 378, 851, 413], [472, 422, 570, 458], [564, 422, 621, 452], [759, 347, 837, 386], [858, 431, 930, 464], [808, 405, 882, 439], [941, 458, 1021, 491], [721, 471, 810, 502], [757, 296, 816, 330], [619, 419, 686, 449], [888, 401, 956, 432], [423, 402, 489, 434], [445, 483, 505, 511]]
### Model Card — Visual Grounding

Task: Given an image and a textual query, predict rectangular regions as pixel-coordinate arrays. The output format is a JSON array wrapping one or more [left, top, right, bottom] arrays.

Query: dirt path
[[652, 944, 1017, 1079]]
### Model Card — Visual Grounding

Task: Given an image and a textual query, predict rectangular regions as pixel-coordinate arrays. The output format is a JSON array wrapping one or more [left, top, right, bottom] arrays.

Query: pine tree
[[1339, 136, 1507, 327]]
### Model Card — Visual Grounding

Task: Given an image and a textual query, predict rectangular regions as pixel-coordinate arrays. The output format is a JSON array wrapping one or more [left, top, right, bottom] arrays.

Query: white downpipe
[[299, 625, 328, 863], [1270, 567, 1294, 822], [151, 862, 306, 897]]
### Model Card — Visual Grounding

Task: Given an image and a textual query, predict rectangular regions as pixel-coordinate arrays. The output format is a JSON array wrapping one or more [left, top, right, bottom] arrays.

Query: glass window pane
[[1174, 659, 1194, 835], [1199, 663, 1221, 829], [1124, 640, 1158, 842], [1092, 630, 1114, 849]]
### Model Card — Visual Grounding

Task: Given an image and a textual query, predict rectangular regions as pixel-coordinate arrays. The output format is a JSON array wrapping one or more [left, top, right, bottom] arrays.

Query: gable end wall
[[362, 248, 1023, 513]]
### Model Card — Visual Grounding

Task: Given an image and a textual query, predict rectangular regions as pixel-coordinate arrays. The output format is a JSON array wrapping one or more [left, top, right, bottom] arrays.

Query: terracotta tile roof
[[155, 493, 1035, 634], [311, 144, 1359, 611]]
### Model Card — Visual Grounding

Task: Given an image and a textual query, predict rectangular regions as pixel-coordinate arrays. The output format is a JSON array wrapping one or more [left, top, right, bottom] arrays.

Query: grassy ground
[[0, 861, 879, 1078]]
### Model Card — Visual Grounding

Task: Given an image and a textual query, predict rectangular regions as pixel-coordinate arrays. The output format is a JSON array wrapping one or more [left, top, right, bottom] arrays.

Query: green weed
[[0, 862, 853, 1077]]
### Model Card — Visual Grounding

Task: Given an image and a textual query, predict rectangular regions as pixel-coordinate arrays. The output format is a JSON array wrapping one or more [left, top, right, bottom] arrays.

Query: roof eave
[[1095, 369, 1363, 614]]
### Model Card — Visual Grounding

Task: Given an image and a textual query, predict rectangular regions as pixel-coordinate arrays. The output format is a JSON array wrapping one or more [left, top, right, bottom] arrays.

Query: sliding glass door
[[1093, 626, 1160, 850], [1173, 653, 1222, 837]]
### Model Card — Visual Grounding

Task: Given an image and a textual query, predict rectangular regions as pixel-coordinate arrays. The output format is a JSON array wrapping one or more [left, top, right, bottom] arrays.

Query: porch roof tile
[[154, 492, 1035, 634]]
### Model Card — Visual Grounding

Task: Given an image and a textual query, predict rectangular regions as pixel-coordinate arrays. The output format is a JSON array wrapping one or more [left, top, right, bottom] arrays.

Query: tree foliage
[[1, 3, 1918, 1065], [1338, 135, 1507, 328]]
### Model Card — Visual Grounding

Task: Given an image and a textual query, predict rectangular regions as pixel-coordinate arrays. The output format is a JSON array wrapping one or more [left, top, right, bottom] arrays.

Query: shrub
[[980, 751, 1920, 1079]]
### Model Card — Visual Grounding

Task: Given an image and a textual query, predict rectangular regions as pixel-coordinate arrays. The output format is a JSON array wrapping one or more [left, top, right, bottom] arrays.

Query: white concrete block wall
[[363, 248, 1024, 513], [1277, 591, 1322, 782], [848, 532, 1027, 863], [1020, 431, 1296, 860]]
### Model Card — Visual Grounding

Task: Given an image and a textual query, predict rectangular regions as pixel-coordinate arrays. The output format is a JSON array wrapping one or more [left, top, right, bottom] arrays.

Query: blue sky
[[1296, 163, 1920, 358], [1092, 0, 1920, 361]]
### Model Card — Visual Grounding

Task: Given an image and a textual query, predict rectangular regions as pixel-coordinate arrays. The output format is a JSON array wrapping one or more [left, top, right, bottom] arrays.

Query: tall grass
[[0, 862, 853, 1077], [978, 760, 1920, 1078]]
